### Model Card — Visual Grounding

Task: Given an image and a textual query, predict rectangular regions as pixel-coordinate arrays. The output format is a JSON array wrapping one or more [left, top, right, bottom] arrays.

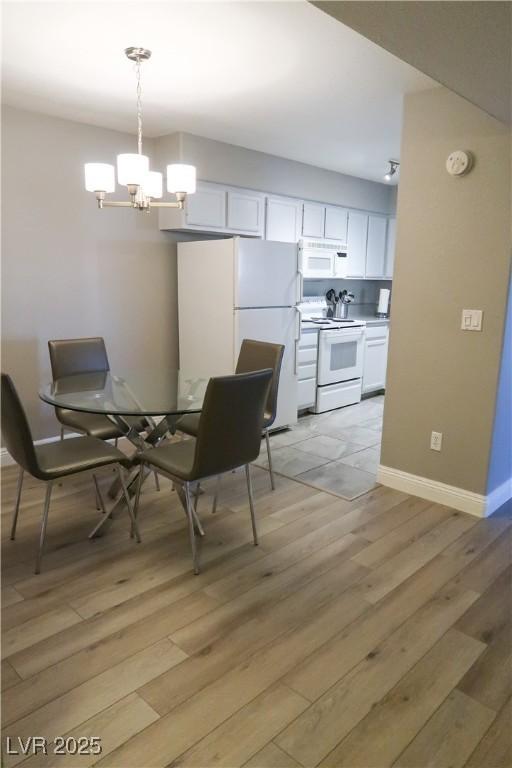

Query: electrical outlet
[[430, 431, 443, 452]]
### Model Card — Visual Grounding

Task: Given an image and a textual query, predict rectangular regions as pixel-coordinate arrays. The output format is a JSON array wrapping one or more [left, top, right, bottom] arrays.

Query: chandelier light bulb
[[167, 164, 197, 194], [84, 163, 115, 193], [117, 153, 150, 187], [143, 171, 163, 199]]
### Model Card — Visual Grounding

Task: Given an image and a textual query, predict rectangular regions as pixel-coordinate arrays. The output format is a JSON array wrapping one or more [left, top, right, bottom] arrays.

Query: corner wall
[[380, 87, 511, 505]]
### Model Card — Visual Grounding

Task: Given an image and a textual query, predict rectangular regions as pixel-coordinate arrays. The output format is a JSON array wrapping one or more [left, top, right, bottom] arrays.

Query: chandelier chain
[[135, 58, 143, 155]]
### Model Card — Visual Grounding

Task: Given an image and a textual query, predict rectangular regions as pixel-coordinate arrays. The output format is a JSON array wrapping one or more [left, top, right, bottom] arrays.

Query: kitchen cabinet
[[302, 201, 348, 242], [324, 206, 348, 241], [363, 324, 389, 393], [297, 328, 318, 411], [266, 195, 302, 243], [227, 189, 265, 235], [185, 182, 226, 228], [365, 215, 388, 278], [385, 216, 396, 278], [346, 212, 368, 278], [302, 202, 325, 238], [159, 181, 264, 236]]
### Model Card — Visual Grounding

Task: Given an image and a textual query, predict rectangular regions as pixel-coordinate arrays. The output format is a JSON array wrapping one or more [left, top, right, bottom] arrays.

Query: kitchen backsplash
[[303, 278, 392, 306]]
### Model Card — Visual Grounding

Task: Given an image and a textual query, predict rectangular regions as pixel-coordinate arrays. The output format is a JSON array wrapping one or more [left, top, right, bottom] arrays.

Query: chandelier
[[84, 47, 196, 211]]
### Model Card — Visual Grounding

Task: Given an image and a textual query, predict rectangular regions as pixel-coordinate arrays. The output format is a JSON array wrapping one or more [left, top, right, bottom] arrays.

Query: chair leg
[[93, 474, 106, 514], [184, 483, 200, 575], [154, 471, 160, 491], [117, 466, 141, 543], [245, 464, 258, 546], [60, 426, 65, 441], [35, 482, 53, 574], [92, 473, 105, 512], [10, 467, 24, 540], [265, 429, 275, 490], [212, 474, 221, 514], [114, 438, 118, 448]]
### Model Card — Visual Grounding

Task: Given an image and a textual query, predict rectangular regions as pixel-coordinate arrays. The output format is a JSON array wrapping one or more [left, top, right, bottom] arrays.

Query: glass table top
[[40, 369, 208, 417]]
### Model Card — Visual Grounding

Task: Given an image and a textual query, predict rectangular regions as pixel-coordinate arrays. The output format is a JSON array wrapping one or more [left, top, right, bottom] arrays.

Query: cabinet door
[[365, 215, 388, 278], [324, 206, 348, 242], [265, 196, 302, 243], [346, 212, 368, 278], [227, 189, 264, 235], [385, 217, 396, 279], [185, 182, 226, 229], [302, 202, 325, 238], [363, 331, 389, 393]]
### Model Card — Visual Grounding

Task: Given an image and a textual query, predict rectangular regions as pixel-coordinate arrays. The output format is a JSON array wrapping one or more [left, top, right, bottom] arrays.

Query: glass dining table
[[40, 369, 209, 537]]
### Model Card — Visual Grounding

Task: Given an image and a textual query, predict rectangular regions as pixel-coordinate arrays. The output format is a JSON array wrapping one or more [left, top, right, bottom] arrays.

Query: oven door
[[317, 328, 364, 385]]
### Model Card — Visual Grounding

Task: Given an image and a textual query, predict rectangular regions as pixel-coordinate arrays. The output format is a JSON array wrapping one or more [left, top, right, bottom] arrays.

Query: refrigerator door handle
[[296, 251, 304, 303], [294, 306, 301, 375]]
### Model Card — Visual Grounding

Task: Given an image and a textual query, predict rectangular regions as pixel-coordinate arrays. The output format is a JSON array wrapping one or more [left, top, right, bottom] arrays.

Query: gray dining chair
[[48, 336, 160, 496], [177, 339, 284, 491], [1, 373, 140, 574], [133, 368, 273, 574]]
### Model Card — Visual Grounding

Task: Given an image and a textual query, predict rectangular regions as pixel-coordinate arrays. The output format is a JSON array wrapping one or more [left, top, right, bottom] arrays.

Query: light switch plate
[[461, 309, 483, 331]]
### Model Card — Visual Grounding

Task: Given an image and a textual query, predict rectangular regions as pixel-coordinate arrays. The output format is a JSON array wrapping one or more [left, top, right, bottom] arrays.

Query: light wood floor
[[1, 461, 511, 767]]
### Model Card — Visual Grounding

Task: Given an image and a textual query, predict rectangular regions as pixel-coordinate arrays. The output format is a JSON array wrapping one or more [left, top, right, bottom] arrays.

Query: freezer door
[[235, 238, 299, 308], [235, 307, 299, 429]]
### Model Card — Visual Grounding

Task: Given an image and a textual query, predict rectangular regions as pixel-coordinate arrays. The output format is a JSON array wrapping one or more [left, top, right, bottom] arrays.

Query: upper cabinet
[[227, 189, 265, 235], [385, 216, 396, 279], [265, 195, 302, 243], [324, 206, 348, 241], [159, 181, 264, 237], [301, 202, 348, 242], [159, 179, 394, 279], [185, 182, 226, 229], [346, 212, 368, 278], [302, 202, 325, 238], [365, 215, 388, 279]]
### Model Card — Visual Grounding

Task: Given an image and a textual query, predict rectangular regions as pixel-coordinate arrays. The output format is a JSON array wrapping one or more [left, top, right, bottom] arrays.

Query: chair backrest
[[235, 339, 284, 428], [192, 369, 272, 479], [1, 374, 41, 477], [48, 337, 110, 380]]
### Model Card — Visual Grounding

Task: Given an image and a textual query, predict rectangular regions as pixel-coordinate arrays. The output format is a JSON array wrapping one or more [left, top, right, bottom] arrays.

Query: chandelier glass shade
[[84, 48, 196, 211]]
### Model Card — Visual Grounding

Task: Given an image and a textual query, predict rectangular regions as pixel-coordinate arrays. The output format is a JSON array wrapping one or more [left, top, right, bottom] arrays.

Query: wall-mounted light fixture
[[384, 160, 400, 183], [84, 48, 196, 212]]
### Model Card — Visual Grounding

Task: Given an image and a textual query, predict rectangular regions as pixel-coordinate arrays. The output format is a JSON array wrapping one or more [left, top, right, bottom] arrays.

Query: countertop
[[301, 316, 389, 331]]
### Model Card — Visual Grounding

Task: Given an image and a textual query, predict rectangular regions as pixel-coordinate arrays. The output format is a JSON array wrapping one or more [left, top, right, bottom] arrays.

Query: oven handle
[[321, 329, 365, 343]]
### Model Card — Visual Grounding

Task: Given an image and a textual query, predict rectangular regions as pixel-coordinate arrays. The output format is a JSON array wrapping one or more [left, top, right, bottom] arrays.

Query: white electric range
[[298, 298, 366, 413]]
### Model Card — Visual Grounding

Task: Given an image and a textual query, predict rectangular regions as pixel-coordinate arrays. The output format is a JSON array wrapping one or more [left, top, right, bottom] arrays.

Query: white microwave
[[299, 238, 348, 279]]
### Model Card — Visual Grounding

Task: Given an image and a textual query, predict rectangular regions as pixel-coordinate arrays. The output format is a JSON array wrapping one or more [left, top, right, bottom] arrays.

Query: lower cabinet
[[297, 329, 318, 410], [363, 324, 389, 394]]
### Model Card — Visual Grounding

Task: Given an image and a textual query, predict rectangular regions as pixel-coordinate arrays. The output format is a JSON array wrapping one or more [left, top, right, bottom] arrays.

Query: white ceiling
[[1, 0, 435, 182]]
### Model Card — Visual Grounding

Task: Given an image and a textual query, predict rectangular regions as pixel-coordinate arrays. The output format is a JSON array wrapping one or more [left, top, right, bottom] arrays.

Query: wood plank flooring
[[1, 461, 511, 767]]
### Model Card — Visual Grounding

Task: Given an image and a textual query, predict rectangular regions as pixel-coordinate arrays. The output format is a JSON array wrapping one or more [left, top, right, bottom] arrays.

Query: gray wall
[[381, 87, 511, 495], [157, 131, 395, 214], [1, 106, 178, 441], [314, 1, 512, 125]]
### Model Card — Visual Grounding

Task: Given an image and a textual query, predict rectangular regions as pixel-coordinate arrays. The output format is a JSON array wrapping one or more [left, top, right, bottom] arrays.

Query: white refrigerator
[[178, 237, 300, 429]]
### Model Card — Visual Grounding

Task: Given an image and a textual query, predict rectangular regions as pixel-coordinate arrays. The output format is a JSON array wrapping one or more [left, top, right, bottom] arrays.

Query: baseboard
[[486, 478, 512, 517], [377, 464, 493, 518]]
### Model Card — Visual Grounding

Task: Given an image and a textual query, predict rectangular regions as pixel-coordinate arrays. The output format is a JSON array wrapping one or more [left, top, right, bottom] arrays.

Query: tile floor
[[256, 395, 383, 500]]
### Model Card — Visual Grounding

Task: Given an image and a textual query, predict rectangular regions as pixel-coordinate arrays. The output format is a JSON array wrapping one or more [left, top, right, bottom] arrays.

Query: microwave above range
[[299, 238, 348, 280]]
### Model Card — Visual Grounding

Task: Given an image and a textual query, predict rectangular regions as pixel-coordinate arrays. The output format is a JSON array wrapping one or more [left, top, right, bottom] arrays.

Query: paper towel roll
[[377, 288, 390, 316]]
